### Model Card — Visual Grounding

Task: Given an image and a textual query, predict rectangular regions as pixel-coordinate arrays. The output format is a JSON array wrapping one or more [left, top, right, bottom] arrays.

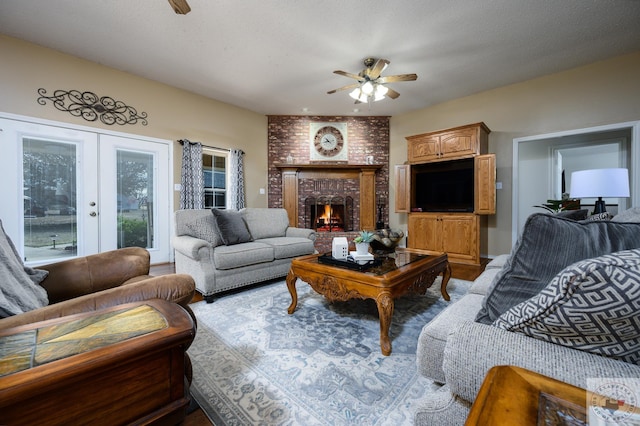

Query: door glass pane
[[117, 150, 154, 249], [23, 138, 78, 262]]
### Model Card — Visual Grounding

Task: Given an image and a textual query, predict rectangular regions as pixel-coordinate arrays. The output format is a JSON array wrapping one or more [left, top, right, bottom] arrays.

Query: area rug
[[188, 277, 472, 426]]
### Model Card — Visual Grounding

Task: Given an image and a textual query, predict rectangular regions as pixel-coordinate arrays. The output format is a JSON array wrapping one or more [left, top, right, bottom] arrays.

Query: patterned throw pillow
[[583, 212, 613, 222], [184, 215, 222, 247], [493, 249, 640, 364], [475, 213, 640, 325]]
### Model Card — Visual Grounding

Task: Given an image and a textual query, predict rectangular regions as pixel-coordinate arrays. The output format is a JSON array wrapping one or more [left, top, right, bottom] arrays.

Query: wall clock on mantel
[[309, 122, 348, 161]]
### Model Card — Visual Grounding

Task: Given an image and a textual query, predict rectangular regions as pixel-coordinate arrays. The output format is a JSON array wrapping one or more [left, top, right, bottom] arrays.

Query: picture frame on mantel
[[309, 122, 348, 162]]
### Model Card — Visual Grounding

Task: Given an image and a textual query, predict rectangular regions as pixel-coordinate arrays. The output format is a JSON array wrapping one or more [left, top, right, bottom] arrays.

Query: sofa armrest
[[0, 274, 196, 331], [442, 321, 640, 403], [172, 235, 213, 260], [38, 247, 151, 304], [285, 227, 316, 241]]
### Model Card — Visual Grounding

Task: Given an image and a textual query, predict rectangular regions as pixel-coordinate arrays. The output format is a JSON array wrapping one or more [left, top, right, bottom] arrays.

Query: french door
[[0, 116, 171, 265]]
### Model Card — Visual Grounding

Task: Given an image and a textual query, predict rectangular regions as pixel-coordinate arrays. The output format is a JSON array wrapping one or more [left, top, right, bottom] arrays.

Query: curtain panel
[[228, 149, 245, 210], [179, 139, 204, 210]]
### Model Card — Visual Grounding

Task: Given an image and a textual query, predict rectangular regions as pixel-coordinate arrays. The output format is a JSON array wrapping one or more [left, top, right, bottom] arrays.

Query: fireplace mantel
[[275, 163, 382, 230], [274, 163, 382, 171]]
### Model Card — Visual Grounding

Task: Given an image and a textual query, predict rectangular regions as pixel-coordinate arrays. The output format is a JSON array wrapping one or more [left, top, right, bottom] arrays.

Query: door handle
[[89, 211, 97, 217]]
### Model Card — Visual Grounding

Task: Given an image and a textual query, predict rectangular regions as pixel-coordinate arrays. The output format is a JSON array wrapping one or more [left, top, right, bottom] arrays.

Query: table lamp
[[570, 168, 630, 214]]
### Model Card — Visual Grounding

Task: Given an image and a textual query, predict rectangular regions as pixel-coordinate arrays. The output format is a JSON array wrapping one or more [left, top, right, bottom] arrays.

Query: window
[[203, 150, 227, 209]]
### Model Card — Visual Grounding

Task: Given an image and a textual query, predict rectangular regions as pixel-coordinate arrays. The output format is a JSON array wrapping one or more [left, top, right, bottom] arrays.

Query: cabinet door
[[440, 214, 478, 261], [407, 135, 440, 163], [474, 154, 496, 214], [408, 213, 441, 250], [395, 164, 410, 213], [439, 128, 478, 159]]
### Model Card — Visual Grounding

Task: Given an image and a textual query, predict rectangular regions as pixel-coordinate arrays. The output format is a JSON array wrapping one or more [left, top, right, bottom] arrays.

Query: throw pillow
[[211, 209, 252, 245], [184, 215, 222, 247], [0, 220, 49, 318], [554, 209, 589, 221], [613, 207, 640, 223], [583, 212, 613, 222], [475, 213, 640, 324], [493, 249, 640, 364]]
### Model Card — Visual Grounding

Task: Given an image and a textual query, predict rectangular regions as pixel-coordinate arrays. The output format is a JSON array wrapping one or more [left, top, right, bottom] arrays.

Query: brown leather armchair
[[0, 247, 196, 330]]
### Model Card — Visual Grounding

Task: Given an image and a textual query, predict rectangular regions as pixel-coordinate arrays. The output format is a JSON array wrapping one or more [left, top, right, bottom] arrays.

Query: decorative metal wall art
[[37, 88, 148, 126]]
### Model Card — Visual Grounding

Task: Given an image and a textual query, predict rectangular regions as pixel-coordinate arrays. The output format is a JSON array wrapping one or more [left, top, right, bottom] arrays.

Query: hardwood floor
[[152, 257, 488, 426]]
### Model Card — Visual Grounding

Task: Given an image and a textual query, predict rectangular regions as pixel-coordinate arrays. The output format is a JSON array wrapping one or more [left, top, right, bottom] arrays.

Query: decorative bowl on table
[[369, 229, 405, 254]]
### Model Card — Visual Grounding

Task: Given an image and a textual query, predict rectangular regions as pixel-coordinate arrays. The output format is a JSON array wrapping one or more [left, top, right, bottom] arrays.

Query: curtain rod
[[178, 139, 236, 153]]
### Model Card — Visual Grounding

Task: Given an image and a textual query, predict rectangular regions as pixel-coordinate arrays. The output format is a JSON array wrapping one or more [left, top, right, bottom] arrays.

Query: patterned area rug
[[188, 277, 472, 426]]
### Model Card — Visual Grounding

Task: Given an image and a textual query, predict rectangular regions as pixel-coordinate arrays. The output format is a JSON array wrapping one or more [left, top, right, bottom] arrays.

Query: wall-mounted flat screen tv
[[412, 158, 474, 212]]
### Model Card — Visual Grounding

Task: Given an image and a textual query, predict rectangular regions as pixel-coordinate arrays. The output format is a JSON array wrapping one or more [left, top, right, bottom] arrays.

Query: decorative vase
[[355, 242, 370, 255]]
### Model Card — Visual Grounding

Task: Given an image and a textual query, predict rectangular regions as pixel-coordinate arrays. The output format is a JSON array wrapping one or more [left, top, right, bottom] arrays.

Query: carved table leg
[[440, 262, 452, 301], [286, 269, 298, 314], [375, 292, 394, 356]]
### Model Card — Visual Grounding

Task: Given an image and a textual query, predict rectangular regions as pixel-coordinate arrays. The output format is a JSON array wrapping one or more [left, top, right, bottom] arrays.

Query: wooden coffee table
[[286, 248, 451, 356]]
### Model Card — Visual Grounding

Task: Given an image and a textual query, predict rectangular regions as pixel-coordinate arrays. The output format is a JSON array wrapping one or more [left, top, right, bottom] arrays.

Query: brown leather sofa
[[0, 247, 196, 330]]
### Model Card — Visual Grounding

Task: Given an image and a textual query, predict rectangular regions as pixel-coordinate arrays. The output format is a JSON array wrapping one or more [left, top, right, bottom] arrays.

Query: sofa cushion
[[257, 237, 315, 259], [417, 293, 485, 383], [212, 209, 252, 246], [213, 242, 274, 270], [184, 214, 222, 247], [475, 213, 640, 324], [0, 220, 49, 318], [242, 208, 290, 240], [493, 249, 640, 364]]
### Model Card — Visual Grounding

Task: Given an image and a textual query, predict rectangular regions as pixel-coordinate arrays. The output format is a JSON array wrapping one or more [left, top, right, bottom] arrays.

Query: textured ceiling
[[1, 0, 640, 117]]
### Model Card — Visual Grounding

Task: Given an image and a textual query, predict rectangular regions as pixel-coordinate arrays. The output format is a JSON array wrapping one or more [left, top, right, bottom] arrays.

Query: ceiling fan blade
[[333, 70, 363, 81], [377, 73, 418, 84], [168, 0, 191, 14], [386, 88, 401, 99], [327, 83, 360, 94], [366, 59, 389, 80]]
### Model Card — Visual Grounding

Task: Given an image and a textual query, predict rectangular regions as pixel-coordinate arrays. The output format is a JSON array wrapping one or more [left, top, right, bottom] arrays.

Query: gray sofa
[[172, 208, 316, 302], [414, 210, 640, 425]]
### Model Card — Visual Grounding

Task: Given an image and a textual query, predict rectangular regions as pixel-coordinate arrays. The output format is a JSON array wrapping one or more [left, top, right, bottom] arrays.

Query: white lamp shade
[[570, 168, 630, 198]]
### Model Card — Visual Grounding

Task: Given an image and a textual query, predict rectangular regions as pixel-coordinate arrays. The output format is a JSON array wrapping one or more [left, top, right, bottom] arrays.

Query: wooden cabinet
[[408, 213, 480, 264], [406, 122, 490, 163], [400, 122, 494, 265], [394, 164, 410, 213]]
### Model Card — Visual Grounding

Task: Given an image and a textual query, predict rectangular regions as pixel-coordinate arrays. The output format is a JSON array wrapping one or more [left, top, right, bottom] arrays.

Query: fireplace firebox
[[304, 195, 354, 232]]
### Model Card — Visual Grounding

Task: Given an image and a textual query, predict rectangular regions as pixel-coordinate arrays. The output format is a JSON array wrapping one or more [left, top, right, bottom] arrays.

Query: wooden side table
[[0, 299, 196, 426], [465, 365, 587, 425]]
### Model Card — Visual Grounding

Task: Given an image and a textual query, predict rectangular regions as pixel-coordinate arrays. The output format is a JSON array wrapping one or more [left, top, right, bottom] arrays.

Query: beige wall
[[390, 51, 640, 257], [0, 34, 268, 209], [3, 35, 639, 257]]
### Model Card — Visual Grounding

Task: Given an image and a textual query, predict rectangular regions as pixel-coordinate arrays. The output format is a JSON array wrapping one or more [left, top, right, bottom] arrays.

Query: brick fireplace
[[268, 115, 390, 253]]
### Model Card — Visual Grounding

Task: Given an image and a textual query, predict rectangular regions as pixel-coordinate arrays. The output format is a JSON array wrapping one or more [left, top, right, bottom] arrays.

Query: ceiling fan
[[327, 58, 417, 103], [168, 0, 191, 14]]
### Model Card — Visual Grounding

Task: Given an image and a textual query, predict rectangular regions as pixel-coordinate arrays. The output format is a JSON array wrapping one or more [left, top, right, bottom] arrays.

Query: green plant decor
[[353, 230, 375, 244]]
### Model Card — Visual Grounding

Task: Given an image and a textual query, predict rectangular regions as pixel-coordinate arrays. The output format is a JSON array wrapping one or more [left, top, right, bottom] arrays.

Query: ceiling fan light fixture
[[361, 81, 375, 96], [349, 88, 361, 100], [375, 84, 388, 97]]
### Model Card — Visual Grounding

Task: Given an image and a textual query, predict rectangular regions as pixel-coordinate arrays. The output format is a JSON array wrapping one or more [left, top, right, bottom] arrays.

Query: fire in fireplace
[[304, 195, 354, 232]]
